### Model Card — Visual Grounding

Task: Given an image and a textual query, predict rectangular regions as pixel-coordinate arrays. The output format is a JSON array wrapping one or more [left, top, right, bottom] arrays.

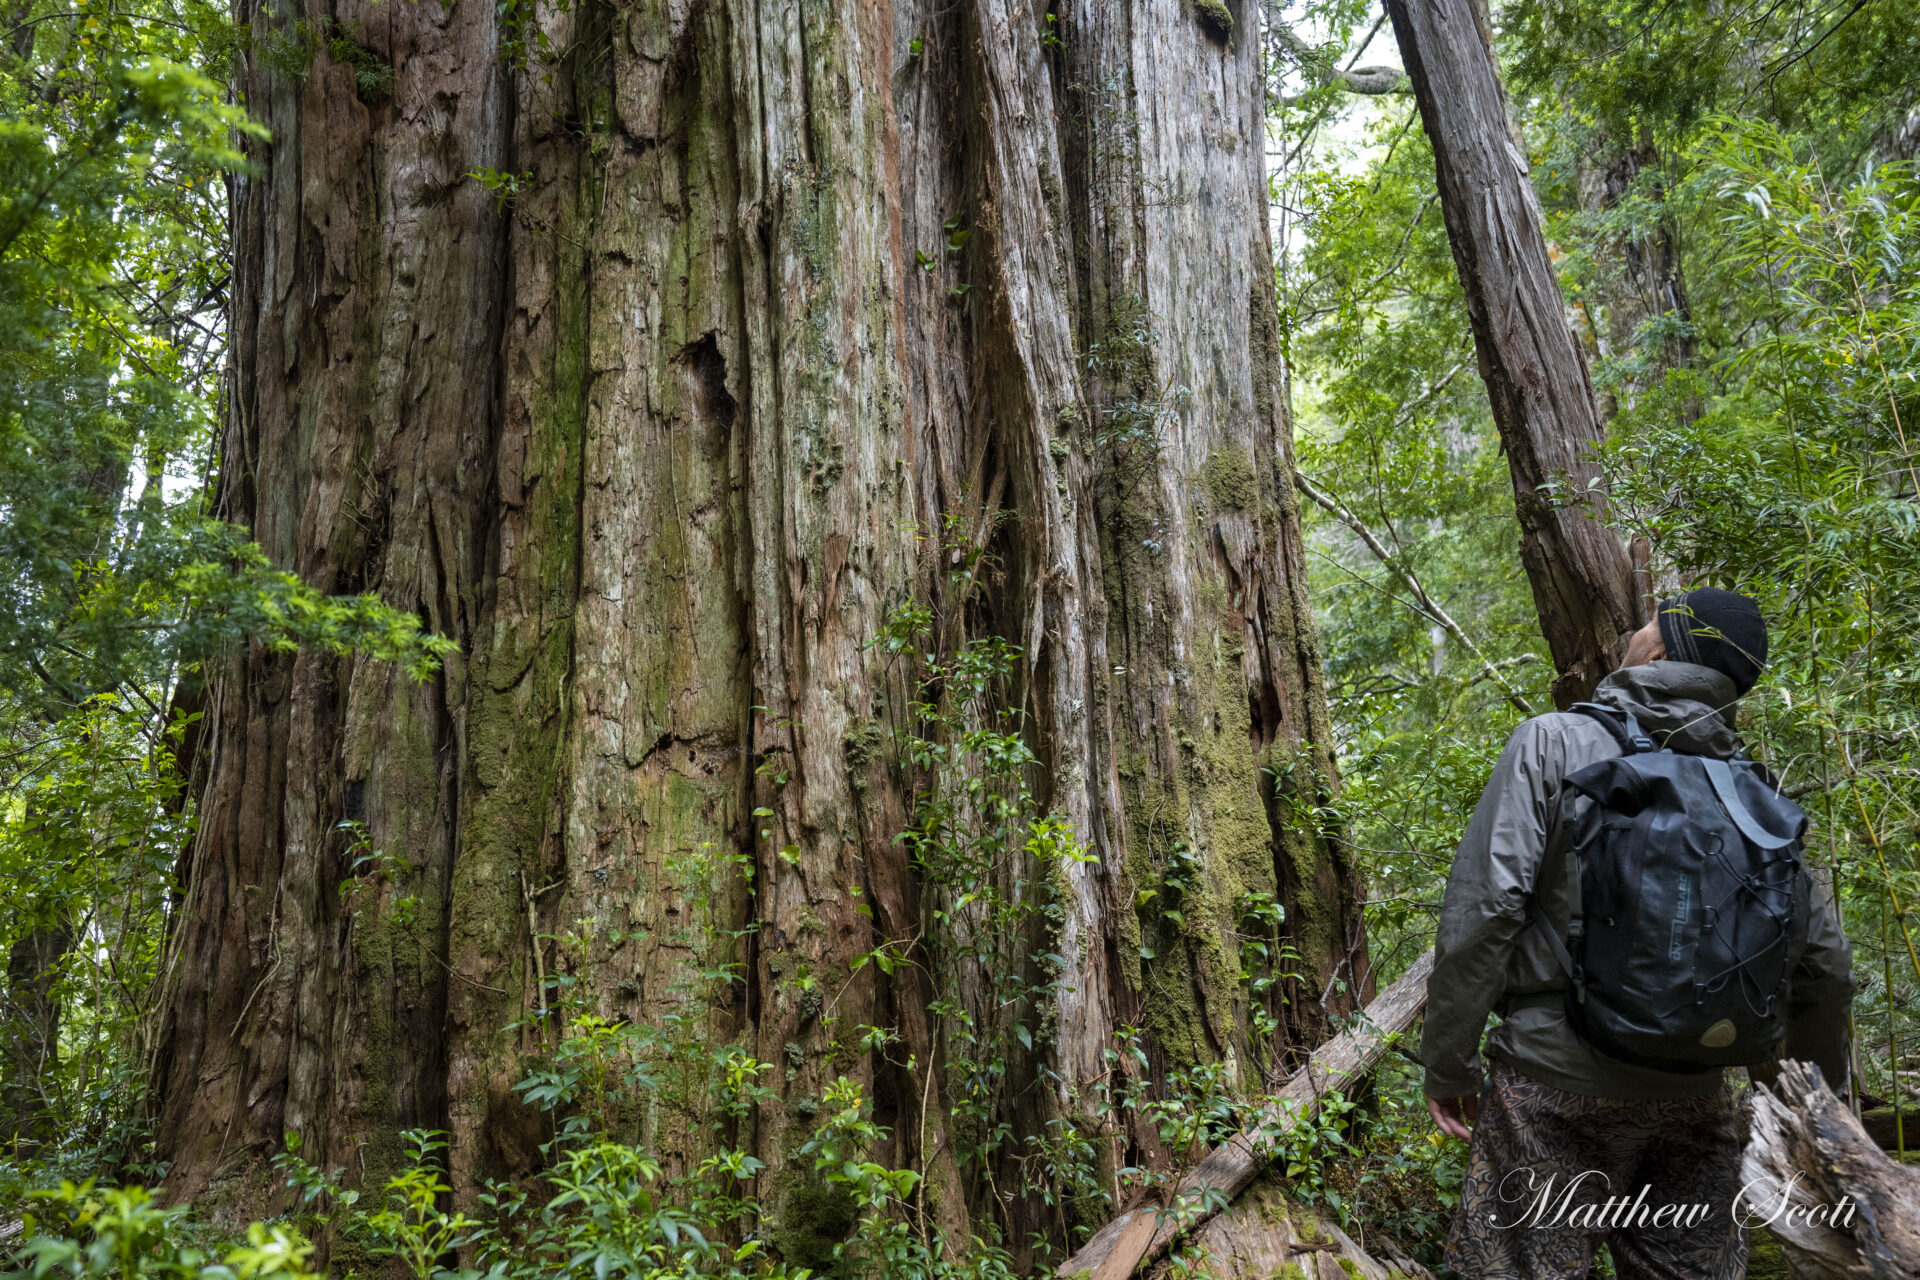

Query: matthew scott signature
[[1488, 1168, 1858, 1232]]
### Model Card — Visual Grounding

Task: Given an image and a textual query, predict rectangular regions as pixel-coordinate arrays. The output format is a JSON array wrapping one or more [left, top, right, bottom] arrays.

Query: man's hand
[[1427, 1094, 1478, 1141]]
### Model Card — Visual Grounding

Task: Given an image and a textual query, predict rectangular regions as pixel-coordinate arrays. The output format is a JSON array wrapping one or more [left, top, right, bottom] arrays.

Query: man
[[1422, 587, 1854, 1280]]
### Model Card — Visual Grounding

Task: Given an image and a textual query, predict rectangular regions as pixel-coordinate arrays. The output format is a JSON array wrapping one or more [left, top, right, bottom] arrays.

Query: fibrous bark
[[153, 0, 1365, 1262], [1385, 0, 1637, 706]]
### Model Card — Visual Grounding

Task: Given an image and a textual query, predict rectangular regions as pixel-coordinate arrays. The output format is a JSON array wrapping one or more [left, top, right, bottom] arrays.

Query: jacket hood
[[1591, 661, 1742, 757]]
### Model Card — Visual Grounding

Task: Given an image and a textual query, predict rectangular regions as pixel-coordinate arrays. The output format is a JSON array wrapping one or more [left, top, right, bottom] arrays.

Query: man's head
[[1620, 587, 1768, 695]]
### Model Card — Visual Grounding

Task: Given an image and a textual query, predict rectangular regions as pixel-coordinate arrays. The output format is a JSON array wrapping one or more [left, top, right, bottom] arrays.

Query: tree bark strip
[[1385, 0, 1637, 706]]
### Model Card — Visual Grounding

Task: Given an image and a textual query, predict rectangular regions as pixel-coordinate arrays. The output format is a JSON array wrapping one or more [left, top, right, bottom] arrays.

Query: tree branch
[[1293, 469, 1536, 715]]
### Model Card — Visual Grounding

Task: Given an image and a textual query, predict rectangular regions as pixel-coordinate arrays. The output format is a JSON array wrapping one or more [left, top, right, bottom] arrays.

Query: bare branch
[[1293, 469, 1536, 715]]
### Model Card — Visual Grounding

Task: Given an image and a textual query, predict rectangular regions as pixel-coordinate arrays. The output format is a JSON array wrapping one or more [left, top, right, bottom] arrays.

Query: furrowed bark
[[150, 0, 507, 1194], [154, 0, 1366, 1262], [1385, 0, 1637, 707]]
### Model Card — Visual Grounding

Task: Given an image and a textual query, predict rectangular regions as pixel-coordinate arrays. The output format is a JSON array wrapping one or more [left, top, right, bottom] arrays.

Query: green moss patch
[[1195, 0, 1234, 44], [774, 1179, 857, 1273]]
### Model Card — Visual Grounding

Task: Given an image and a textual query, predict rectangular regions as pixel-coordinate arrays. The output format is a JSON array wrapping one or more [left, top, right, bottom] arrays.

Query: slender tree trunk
[[3, 916, 72, 1154], [1572, 136, 1695, 619], [153, 0, 1365, 1260], [1385, 0, 1637, 706], [1575, 139, 1695, 421]]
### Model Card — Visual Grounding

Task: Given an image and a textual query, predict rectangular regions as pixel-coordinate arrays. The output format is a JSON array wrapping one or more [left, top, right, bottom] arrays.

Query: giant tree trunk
[[151, 0, 1365, 1261], [1385, 0, 1637, 706]]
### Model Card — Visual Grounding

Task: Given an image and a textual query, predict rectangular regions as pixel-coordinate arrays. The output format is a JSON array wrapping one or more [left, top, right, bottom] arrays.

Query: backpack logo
[[1668, 875, 1690, 963]]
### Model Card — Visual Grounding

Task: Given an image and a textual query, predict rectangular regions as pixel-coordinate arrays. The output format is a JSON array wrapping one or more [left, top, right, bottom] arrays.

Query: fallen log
[[1741, 1059, 1920, 1279], [1857, 1107, 1916, 1153], [1058, 949, 1435, 1279], [1186, 1176, 1407, 1280]]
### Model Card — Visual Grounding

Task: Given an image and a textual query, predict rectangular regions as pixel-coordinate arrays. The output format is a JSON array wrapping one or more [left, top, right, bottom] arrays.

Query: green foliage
[[16, 1181, 318, 1279], [0, 694, 187, 1174], [469, 166, 532, 212], [358, 1133, 477, 1280], [1504, 0, 1920, 157], [1278, 97, 1544, 975], [0, 0, 459, 1186], [322, 23, 393, 103], [0, 3, 451, 715]]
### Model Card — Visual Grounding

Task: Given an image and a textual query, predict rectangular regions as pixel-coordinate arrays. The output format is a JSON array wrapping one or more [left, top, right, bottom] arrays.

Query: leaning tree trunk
[[1385, 0, 1637, 707], [152, 0, 1365, 1262]]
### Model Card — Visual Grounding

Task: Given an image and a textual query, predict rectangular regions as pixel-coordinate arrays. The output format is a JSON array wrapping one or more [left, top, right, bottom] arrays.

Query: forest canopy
[[0, 1, 1915, 1279]]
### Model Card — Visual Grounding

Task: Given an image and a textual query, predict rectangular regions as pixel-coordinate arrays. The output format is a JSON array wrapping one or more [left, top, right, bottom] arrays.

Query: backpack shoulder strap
[[1569, 701, 1657, 755], [1703, 758, 1800, 851], [1525, 897, 1584, 1003], [1525, 784, 1592, 1004], [1522, 704, 1647, 1006]]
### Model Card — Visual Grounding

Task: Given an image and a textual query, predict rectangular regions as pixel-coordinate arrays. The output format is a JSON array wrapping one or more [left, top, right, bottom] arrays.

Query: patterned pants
[[1444, 1059, 1747, 1280]]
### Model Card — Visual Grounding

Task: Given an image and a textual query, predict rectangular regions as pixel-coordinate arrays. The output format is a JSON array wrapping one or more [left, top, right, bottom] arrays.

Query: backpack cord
[[1691, 832, 1798, 1018]]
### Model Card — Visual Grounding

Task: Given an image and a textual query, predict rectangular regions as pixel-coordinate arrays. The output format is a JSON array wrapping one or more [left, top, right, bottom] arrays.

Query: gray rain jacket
[[1420, 661, 1855, 1101]]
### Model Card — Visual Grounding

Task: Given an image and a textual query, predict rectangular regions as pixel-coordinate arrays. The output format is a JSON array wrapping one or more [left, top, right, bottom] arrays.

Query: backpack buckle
[[1619, 710, 1657, 753], [1571, 702, 1658, 754]]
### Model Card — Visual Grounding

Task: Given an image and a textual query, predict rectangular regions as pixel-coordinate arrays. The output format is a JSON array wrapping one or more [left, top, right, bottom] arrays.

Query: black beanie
[[1656, 588, 1768, 695]]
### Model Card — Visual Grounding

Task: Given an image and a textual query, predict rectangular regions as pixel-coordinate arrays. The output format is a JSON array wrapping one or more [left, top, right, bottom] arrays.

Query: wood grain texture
[[1742, 1060, 1920, 1279], [1187, 1176, 1404, 1280], [1385, 0, 1637, 706], [1059, 948, 1434, 1277]]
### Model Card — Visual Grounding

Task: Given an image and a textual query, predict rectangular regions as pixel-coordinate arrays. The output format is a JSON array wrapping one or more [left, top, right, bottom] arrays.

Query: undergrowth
[[2, 599, 1458, 1278]]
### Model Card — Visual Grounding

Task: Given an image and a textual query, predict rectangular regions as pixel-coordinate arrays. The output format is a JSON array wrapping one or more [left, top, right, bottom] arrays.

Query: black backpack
[[1528, 704, 1812, 1073]]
